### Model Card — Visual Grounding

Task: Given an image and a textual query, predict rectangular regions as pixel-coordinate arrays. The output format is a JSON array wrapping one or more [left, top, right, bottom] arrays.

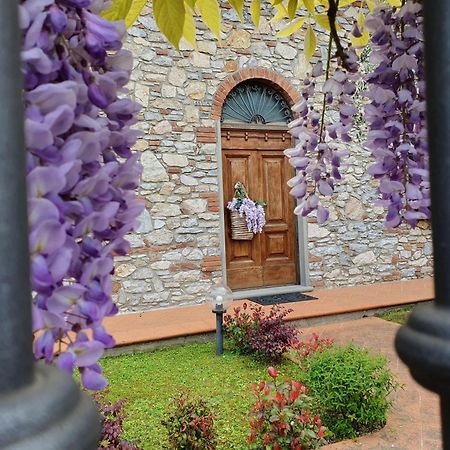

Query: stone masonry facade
[[113, 2, 433, 312]]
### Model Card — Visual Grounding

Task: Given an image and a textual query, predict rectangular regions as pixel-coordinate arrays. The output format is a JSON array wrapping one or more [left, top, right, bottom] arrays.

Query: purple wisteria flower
[[364, 1, 429, 228], [22, 0, 143, 389], [227, 182, 266, 234], [286, 59, 357, 225]]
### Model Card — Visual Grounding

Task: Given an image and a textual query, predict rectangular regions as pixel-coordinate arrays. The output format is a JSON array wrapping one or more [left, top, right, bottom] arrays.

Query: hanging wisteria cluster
[[364, 1, 428, 228], [227, 197, 266, 234], [286, 53, 359, 224], [21, 0, 143, 390], [287, 0, 428, 228]]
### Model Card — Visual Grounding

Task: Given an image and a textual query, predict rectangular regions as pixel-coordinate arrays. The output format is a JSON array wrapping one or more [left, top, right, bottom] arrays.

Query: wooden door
[[222, 126, 298, 290]]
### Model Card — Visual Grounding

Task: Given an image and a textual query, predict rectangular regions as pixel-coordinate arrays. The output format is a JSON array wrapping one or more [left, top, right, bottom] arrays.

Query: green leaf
[[275, 17, 305, 38], [196, 0, 221, 39], [304, 24, 316, 61], [287, 0, 298, 20], [153, 0, 186, 49], [124, 0, 147, 27], [250, 0, 261, 27], [228, 0, 244, 21], [101, 0, 133, 22]]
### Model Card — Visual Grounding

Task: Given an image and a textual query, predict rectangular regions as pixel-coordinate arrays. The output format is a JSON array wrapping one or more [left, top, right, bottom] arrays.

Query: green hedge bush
[[303, 344, 397, 442]]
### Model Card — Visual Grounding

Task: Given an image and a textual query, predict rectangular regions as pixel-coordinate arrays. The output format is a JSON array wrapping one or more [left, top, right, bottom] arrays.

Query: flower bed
[[99, 314, 396, 449]]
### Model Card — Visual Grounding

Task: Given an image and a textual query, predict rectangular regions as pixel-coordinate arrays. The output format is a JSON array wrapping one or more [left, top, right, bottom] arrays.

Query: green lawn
[[377, 305, 414, 325], [101, 342, 301, 449]]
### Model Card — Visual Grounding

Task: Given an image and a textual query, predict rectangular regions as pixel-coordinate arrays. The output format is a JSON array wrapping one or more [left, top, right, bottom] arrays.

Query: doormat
[[249, 292, 317, 306]]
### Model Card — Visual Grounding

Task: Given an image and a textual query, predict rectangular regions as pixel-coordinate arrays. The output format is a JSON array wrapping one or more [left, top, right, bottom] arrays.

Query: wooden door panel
[[263, 157, 285, 222], [227, 267, 263, 289], [265, 232, 288, 257], [222, 128, 298, 290], [263, 264, 297, 286]]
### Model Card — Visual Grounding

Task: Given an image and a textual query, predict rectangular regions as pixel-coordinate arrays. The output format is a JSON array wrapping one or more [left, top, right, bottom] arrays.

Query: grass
[[100, 342, 301, 449], [377, 305, 414, 325]]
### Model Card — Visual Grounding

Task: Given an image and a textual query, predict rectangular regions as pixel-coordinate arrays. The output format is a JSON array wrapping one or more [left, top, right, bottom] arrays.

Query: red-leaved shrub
[[161, 390, 216, 450], [92, 391, 140, 450], [248, 367, 327, 449], [223, 303, 298, 362], [290, 332, 334, 365]]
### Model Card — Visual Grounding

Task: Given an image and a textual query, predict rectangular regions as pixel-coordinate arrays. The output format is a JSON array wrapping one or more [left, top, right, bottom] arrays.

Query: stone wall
[[113, 2, 433, 312]]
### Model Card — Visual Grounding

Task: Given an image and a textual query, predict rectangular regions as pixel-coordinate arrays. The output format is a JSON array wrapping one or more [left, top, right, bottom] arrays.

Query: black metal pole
[[395, 1, 450, 448], [0, 2, 100, 448], [216, 311, 224, 355], [0, 0, 33, 395]]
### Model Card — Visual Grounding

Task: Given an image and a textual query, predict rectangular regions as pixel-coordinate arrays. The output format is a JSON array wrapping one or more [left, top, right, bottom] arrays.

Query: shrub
[[303, 345, 397, 442], [92, 391, 140, 450], [248, 367, 327, 450], [162, 390, 216, 450], [223, 303, 298, 362], [290, 333, 334, 365]]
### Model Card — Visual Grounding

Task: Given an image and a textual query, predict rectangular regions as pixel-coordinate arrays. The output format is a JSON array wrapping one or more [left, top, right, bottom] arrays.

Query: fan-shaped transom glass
[[221, 81, 293, 124]]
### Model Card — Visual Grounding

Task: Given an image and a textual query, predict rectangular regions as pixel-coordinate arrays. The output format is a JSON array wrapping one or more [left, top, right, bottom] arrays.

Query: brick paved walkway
[[310, 318, 442, 450]]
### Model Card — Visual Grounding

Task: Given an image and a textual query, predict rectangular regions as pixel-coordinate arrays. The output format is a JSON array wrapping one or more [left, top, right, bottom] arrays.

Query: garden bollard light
[[210, 282, 233, 355]]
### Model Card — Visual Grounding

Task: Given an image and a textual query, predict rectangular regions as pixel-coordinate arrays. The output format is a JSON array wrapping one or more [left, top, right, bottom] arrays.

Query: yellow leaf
[[314, 13, 330, 30], [185, 0, 197, 9], [196, 0, 221, 39], [288, 0, 298, 19], [269, 3, 288, 23], [101, 0, 133, 22], [153, 0, 186, 49], [250, 0, 261, 27], [303, 0, 315, 14], [304, 24, 316, 62], [275, 17, 305, 37], [124, 0, 147, 27], [386, 0, 402, 6], [276, 17, 305, 37], [357, 11, 365, 26], [351, 29, 369, 48], [228, 0, 244, 21], [183, 9, 197, 49], [366, 0, 377, 11], [339, 0, 355, 6]]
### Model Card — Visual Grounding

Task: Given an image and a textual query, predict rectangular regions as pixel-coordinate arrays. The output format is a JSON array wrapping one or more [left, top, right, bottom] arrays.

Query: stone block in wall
[[141, 151, 169, 182], [162, 154, 189, 167], [181, 199, 208, 214], [135, 209, 153, 233], [227, 29, 251, 49]]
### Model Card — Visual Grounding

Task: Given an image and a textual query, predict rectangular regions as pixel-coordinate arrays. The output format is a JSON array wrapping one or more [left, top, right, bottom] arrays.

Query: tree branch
[[327, 0, 352, 71]]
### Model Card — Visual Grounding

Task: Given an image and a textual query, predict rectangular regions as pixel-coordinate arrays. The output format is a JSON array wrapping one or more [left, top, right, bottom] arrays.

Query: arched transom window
[[221, 80, 293, 125]]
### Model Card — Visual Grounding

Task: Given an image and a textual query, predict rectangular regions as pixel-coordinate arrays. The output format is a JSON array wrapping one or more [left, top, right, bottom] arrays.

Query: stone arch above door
[[211, 68, 300, 121]]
